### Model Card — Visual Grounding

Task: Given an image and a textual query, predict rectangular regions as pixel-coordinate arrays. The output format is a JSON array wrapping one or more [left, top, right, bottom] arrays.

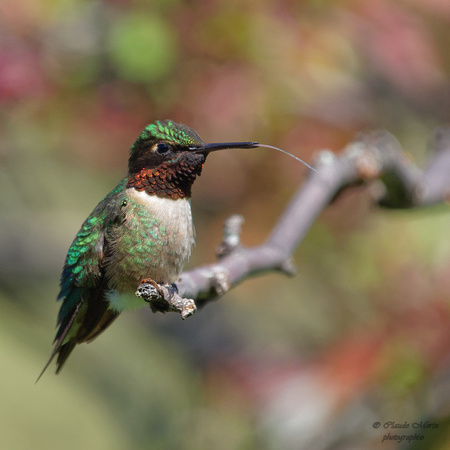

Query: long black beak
[[191, 140, 317, 172], [190, 142, 259, 153]]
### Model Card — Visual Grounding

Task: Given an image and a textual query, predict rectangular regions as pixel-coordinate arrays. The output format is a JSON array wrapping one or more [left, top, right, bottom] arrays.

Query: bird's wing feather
[[38, 178, 127, 379]]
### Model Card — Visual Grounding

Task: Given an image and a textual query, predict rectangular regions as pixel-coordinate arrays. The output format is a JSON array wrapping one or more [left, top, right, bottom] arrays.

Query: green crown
[[131, 120, 204, 153]]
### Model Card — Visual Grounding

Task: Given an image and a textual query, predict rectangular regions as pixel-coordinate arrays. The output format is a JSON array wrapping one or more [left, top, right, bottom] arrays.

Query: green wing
[[38, 178, 127, 379]]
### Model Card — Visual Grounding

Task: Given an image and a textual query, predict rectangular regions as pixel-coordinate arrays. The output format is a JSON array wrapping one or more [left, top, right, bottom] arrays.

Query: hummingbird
[[38, 120, 263, 378], [39, 120, 315, 379]]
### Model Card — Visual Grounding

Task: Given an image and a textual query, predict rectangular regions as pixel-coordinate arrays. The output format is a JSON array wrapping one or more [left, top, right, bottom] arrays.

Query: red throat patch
[[127, 161, 204, 199]]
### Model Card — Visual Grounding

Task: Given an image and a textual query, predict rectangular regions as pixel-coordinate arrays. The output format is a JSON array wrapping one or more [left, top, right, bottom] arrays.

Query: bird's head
[[127, 120, 257, 199]]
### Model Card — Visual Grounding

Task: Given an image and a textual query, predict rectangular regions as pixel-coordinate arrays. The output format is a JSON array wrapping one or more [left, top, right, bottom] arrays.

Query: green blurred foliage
[[108, 13, 178, 84], [1, 0, 449, 448]]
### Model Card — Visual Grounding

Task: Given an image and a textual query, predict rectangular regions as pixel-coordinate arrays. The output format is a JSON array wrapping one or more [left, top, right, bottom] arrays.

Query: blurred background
[[1, 0, 449, 448]]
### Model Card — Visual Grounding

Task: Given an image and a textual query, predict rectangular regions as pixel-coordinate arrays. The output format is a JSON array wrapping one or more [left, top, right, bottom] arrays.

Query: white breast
[[106, 189, 195, 312]]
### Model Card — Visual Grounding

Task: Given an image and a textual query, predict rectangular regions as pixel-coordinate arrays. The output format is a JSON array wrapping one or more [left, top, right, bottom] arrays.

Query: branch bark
[[137, 128, 450, 315]]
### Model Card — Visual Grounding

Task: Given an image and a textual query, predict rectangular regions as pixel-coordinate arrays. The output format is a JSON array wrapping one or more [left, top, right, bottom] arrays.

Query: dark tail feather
[[36, 342, 62, 383], [56, 342, 77, 374], [36, 299, 84, 383], [84, 309, 119, 342], [37, 293, 120, 382]]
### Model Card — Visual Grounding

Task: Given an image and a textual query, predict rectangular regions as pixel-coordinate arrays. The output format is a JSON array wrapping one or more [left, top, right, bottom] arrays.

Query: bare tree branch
[[136, 128, 450, 315]]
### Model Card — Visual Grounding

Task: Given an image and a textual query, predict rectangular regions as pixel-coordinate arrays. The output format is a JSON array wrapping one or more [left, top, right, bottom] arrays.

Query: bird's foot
[[136, 279, 197, 319]]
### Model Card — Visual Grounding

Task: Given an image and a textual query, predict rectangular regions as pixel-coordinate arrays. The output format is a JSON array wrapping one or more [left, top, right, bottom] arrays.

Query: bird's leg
[[136, 278, 197, 319]]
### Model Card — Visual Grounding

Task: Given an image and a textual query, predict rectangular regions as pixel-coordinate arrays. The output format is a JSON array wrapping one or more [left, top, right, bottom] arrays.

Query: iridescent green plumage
[[50, 179, 128, 373], [130, 120, 204, 153], [59, 179, 127, 310]]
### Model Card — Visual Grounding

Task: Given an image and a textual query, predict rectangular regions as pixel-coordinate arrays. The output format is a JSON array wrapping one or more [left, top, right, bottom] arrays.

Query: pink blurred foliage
[[0, 41, 49, 102], [67, 84, 151, 170], [343, 0, 446, 100], [189, 65, 264, 139], [404, 0, 450, 19]]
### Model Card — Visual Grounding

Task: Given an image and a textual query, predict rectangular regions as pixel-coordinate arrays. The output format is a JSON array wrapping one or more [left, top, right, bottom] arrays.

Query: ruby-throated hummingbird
[[39, 120, 314, 378]]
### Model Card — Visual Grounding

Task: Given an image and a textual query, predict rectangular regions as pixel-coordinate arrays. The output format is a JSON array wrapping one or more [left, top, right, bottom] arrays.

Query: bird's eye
[[155, 143, 172, 155]]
